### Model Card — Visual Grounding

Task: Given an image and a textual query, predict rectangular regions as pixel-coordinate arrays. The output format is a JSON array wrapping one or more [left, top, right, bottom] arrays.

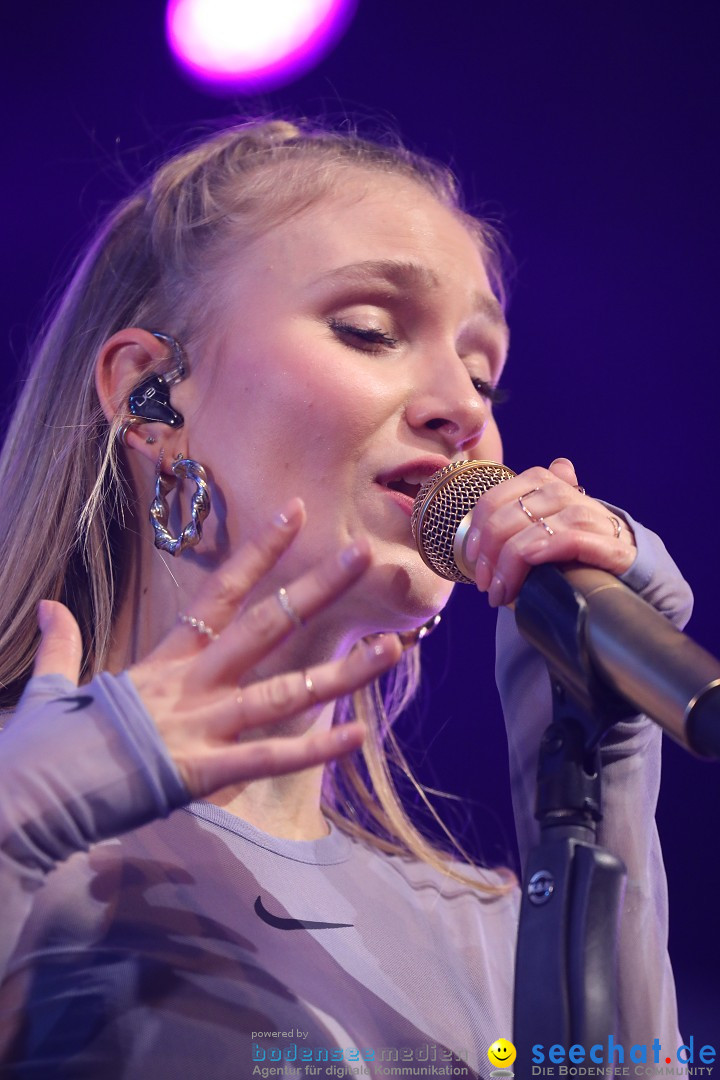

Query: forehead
[[226, 169, 505, 332]]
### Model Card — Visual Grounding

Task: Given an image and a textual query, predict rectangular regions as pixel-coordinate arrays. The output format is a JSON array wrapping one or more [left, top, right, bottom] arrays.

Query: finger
[[153, 497, 306, 659], [523, 526, 637, 575], [179, 721, 366, 800], [210, 633, 403, 737], [487, 517, 637, 608], [467, 472, 578, 589], [33, 600, 83, 683], [547, 457, 579, 487], [200, 538, 373, 684]]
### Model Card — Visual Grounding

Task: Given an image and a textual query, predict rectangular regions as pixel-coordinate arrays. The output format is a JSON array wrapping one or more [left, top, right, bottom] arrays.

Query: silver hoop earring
[[150, 457, 211, 556]]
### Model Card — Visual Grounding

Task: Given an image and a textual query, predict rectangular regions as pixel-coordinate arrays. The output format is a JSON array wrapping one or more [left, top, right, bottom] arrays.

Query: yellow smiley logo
[[488, 1038, 517, 1068]]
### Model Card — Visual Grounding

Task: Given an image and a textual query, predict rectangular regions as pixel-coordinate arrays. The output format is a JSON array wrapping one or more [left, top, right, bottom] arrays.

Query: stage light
[[166, 0, 357, 93]]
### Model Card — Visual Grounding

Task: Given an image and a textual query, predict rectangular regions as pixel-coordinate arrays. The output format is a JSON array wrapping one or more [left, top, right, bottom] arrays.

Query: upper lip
[[375, 456, 454, 492]]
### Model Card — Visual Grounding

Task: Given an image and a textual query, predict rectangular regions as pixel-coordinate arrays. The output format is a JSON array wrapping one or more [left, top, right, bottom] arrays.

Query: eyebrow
[[314, 258, 509, 334]]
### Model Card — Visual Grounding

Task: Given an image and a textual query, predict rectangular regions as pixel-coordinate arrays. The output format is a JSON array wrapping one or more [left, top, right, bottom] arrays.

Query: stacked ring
[[518, 489, 555, 536], [177, 612, 219, 641], [518, 489, 540, 522]]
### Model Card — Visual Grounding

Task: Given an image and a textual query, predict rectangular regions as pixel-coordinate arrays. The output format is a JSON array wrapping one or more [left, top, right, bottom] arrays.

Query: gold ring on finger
[[276, 586, 304, 627], [537, 518, 555, 536], [303, 670, 318, 705], [518, 488, 541, 523], [608, 515, 622, 539]]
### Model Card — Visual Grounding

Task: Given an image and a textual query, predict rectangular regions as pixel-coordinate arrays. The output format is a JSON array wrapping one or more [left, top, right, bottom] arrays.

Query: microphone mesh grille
[[411, 460, 516, 584]]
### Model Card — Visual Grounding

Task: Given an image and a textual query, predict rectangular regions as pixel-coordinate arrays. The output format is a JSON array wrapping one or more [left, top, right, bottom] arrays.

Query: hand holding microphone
[[412, 456, 636, 605], [412, 458, 720, 759]]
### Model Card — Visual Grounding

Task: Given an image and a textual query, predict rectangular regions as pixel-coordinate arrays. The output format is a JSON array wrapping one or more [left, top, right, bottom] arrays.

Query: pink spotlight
[[166, 0, 358, 93]]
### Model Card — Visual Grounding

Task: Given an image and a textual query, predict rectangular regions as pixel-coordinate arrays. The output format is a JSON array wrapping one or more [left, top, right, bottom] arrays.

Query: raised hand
[[33, 498, 403, 799]]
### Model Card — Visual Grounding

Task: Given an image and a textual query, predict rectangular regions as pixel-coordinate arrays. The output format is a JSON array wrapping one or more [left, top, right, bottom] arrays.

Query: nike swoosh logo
[[254, 896, 353, 931], [53, 695, 94, 713]]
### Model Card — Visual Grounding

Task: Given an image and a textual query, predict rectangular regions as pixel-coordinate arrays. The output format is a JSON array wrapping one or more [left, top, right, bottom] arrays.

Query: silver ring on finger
[[536, 518, 555, 536], [303, 670, 318, 705], [518, 488, 541, 523], [608, 514, 623, 539], [276, 586, 304, 628], [177, 612, 219, 642]]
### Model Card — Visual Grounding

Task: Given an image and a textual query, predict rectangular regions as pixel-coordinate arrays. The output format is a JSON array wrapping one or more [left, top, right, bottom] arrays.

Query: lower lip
[[378, 484, 416, 517]]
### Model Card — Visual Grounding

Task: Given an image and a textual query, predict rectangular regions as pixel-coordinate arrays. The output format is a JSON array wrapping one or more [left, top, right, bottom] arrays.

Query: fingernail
[[333, 723, 362, 746], [488, 574, 506, 608], [464, 526, 481, 566], [339, 541, 366, 570], [366, 635, 390, 659], [474, 555, 492, 592], [334, 721, 364, 746], [273, 497, 302, 528]]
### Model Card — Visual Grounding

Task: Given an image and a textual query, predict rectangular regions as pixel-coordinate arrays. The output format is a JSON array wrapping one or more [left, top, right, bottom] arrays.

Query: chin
[[354, 554, 454, 635]]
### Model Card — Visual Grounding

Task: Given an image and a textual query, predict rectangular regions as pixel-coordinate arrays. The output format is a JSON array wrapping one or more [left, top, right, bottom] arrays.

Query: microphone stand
[[511, 565, 640, 1056]]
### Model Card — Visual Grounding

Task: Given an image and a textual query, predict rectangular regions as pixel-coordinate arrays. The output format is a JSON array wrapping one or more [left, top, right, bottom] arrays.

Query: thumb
[[548, 456, 579, 487], [34, 600, 83, 684]]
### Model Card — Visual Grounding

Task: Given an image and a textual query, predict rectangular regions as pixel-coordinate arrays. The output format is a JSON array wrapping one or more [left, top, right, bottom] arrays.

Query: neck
[[207, 709, 335, 840], [107, 529, 350, 841]]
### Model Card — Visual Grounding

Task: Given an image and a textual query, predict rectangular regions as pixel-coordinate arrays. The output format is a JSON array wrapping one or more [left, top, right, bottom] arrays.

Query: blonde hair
[[0, 118, 512, 893]]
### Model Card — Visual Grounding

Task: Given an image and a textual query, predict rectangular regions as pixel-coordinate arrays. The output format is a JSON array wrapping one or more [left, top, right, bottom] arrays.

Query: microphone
[[411, 460, 720, 759]]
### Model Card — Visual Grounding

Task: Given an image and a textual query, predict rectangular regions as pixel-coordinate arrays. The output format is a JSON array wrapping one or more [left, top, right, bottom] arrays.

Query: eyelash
[[471, 378, 509, 406], [329, 318, 507, 405], [329, 319, 399, 351]]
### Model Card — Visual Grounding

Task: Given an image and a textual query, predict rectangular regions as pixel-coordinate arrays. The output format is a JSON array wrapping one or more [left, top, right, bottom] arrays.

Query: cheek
[[477, 414, 504, 464], [193, 319, 398, 480], [255, 349, 391, 456]]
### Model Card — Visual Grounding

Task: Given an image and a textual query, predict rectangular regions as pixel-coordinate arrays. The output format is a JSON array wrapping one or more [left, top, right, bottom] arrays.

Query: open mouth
[[375, 460, 452, 517], [383, 478, 423, 501]]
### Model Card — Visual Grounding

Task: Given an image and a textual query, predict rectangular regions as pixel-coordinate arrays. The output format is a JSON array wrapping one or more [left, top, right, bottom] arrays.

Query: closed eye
[[329, 318, 399, 351], [471, 376, 508, 405], [330, 317, 507, 404]]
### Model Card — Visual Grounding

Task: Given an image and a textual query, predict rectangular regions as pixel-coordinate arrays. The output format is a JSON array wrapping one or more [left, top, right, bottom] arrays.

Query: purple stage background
[[2, 0, 718, 1040]]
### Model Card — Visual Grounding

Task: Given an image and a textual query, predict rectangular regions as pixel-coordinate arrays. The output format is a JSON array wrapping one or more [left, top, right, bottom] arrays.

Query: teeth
[[398, 472, 427, 486]]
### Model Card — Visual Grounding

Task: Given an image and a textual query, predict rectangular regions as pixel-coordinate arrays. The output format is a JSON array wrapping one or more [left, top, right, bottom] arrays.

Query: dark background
[[2, 0, 718, 1040]]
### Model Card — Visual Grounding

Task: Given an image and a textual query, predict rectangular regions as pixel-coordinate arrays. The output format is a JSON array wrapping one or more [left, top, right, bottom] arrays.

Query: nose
[[405, 356, 488, 454]]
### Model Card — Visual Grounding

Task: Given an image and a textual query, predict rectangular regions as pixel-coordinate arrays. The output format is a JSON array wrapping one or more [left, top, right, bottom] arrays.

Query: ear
[[95, 327, 186, 466]]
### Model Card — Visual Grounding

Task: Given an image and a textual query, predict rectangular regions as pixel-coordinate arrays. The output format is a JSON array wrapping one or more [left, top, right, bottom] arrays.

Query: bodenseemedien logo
[[488, 1038, 516, 1077]]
